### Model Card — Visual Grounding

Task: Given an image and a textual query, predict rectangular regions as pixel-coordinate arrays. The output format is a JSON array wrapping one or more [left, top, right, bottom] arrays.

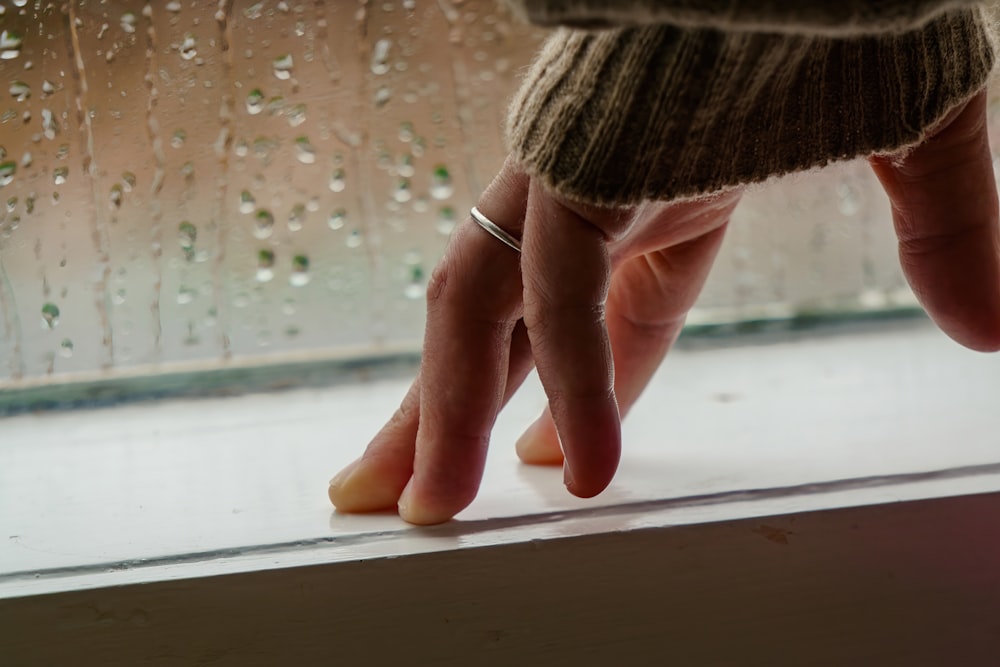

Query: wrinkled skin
[[329, 91, 1000, 525]]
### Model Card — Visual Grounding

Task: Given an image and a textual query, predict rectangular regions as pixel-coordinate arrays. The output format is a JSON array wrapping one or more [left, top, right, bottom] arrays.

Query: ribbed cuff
[[503, 0, 983, 36], [505, 8, 994, 206]]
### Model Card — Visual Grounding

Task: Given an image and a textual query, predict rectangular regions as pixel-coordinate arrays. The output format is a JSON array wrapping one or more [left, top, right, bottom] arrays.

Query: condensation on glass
[[0, 0, 996, 386]]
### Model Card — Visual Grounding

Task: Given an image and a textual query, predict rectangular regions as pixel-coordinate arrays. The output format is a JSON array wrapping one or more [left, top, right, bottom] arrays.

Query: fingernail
[[328, 459, 360, 496], [397, 481, 453, 525], [397, 479, 414, 517]]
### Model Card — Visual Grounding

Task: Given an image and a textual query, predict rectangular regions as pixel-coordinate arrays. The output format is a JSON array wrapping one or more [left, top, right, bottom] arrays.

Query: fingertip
[[328, 458, 406, 514], [397, 481, 463, 525], [515, 413, 564, 465], [563, 461, 614, 499], [559, 402, 621, 499], [942, 318, 1000, 353]]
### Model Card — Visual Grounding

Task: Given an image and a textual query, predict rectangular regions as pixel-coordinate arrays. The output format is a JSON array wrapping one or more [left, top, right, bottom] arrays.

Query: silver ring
[[470, 206, 521, 254]]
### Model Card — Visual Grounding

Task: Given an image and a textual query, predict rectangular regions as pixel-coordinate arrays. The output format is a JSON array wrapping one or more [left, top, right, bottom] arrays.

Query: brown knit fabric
[[505, 0, 984, 36], [505, 6, 995, 206]]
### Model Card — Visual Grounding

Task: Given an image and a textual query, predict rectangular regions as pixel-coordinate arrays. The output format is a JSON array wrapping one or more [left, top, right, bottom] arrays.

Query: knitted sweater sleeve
[[505, 0, 985, 35], [503, 2, 995, 206]]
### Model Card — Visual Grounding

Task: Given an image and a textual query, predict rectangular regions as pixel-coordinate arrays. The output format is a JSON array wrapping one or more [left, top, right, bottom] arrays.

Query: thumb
[[869, 90, 1000, 352]]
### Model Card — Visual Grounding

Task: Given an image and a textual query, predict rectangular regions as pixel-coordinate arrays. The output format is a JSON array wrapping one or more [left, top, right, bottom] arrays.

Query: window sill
[[3, 318, 1000, 663]]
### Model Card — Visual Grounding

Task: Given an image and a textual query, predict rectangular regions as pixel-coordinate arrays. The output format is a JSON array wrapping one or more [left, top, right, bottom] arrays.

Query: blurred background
[[0, 0, 995, 397]]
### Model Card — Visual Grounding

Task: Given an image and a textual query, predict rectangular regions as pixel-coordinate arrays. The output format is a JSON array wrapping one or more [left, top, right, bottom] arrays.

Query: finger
[[328, 378, 421, 512], [516, 217, 732, 465], [394, 161, 531, 525], [329, 320, 535, 513], [869, 90, 1000, 352], [521, 181, 620, 498], [330, 160, 531, 520]]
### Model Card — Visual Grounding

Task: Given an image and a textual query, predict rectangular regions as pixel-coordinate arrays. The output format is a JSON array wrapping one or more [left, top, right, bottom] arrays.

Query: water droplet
[[53, 167, 68, 185], [266, 96, 285, 115], [178, 221, 197, 251], [8, 81, 30, 102], [254, 209, 274, 239], [346, 229, 363, 248], [437, 206, 456, 235], [288, 203, 306, 231], [41, 109, 59, 140], [41, 303, 60, 329], [239, 190, 255, 214], [179, 34, 197, 60], [294, 137, 316, 164], [245, 89, 264, 115], [272, 54, 294, 80], [290, 254, 310, 286], [256, 248, 275, 282], [0, 30, 23, 60], [120, 11, 138, 34], [328, 208, 346, 230], [253, 136, 276, 160], [122, 171, 137, 191], [109, 183, 123, 208], [397, 153, 415, 178], [166, 1, 182, 12], [177, 285, 197, 305], [286, 104, 307, 127], [404, 265, 425, 299], [244, 2, 264, 19], [371, 38, 392, 75], [0, 162, 15, 187], [399, 122, 414, 143], [411, 136, 426, 158], [59, 338, 74, 358], [393, 178, 412, 203], [171, 129, 186, 149], [41, 80, 55, 96], [328, 169, 346, 193], [430, 165, 453, 200], [374, 86, 392, 107]]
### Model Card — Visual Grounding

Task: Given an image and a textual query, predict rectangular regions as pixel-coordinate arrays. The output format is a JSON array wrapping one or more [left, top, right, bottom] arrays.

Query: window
[[2, 1, 999, 662]]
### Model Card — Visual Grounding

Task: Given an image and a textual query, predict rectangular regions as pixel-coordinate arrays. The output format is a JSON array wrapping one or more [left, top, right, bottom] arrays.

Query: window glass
[[1, 0, 997, 394]]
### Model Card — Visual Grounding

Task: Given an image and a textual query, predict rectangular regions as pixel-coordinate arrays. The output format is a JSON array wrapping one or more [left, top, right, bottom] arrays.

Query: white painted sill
[[3, 318, 1000, 664]]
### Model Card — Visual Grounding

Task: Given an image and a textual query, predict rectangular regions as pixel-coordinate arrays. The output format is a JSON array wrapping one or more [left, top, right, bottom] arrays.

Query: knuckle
[[425, 259, 451, 307], [897, 218, 994, 258]]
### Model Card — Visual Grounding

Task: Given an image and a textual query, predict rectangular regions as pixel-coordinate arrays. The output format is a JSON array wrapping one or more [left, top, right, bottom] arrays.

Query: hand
[[330, 90, 1000, 525]]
